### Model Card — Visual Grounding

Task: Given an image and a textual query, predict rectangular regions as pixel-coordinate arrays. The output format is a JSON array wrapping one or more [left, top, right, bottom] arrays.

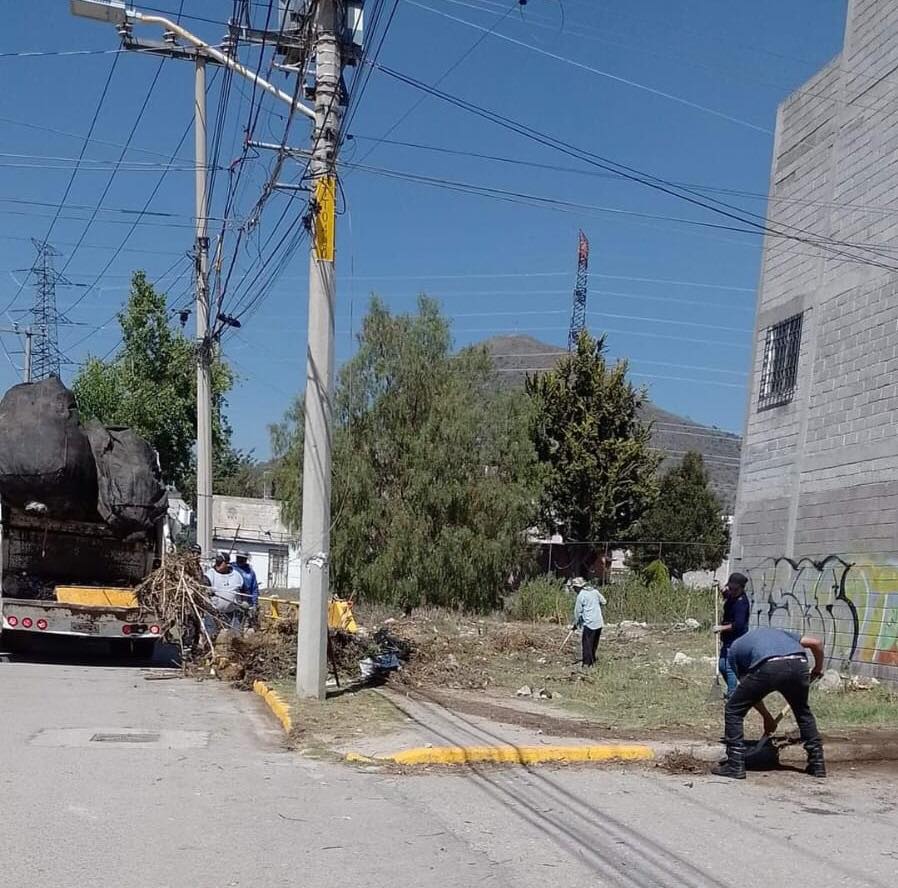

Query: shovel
[[560, 627, 575, 651], [706, 583, 726, 702]]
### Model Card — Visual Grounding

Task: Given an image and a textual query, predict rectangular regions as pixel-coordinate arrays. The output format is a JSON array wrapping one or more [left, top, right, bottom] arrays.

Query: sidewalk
[[341, 687, 898, 769]]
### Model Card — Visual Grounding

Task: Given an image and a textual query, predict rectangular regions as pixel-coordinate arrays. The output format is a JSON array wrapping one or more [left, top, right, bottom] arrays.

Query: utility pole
[[297, 0, 343, 700], [194, 54, 213, 558], [23, 328, 33, 383], [69, 0, 316, 559]]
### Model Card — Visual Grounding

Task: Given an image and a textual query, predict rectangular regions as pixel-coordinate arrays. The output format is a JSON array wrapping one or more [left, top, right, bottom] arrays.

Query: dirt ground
[[217, 606, 898, 749]]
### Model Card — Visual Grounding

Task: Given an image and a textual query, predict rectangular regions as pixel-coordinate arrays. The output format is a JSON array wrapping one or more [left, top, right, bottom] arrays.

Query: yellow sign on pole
[[313, 175, 336, 262]]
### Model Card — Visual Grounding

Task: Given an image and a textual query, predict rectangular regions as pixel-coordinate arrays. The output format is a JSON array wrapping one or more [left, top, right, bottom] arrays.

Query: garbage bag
[[0, 378, 98, 517], [86, 423, 168, 536]]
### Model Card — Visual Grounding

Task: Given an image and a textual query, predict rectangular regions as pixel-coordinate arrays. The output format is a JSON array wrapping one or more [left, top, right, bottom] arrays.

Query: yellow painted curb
[[253, 680, 293, 734], [347, 744, 654, 766]]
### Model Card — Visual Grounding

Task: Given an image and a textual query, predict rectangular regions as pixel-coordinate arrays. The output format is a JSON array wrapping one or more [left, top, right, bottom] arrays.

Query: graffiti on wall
[[745, 555, 898, 676]]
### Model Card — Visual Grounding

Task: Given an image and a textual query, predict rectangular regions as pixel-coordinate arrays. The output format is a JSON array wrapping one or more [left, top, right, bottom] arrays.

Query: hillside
[[481, 335, 742, 511]]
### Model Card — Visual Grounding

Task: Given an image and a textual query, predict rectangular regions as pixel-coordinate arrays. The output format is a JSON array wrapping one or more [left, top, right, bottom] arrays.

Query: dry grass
[[272, 681, 405, 753]]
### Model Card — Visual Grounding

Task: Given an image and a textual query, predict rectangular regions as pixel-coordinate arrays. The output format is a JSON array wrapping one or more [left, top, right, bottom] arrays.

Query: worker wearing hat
[[569, 577, 607, 667], [232, 550, 260, 611], [713, 572, 751, 696]]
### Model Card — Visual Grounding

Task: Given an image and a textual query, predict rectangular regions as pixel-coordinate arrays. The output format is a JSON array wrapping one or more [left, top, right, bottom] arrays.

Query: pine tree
[[526, 331, 659, 575], [630, 451, 729, 578]]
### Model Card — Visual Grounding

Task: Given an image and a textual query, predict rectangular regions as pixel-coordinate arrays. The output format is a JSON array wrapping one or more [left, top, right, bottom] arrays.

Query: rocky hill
[[481, 334, 741, 511]]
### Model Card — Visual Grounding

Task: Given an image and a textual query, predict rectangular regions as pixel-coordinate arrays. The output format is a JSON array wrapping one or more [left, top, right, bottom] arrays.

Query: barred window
[[758, 313, 802, 410]]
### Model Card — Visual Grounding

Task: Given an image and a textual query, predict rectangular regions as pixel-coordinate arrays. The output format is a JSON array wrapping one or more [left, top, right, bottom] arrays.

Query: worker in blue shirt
[[570, 577, 607, 667], [713, 572, 751, 695], [713, 627, 826, 781], [232, 551, 260, 611]]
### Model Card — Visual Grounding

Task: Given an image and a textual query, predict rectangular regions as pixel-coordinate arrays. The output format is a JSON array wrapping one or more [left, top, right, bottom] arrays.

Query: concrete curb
[[252, 680, 293, 734], [346, 743, 655, 767]]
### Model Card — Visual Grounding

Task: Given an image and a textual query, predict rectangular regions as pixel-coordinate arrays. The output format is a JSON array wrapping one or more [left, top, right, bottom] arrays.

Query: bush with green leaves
[[506, 576, 574, 623], [273, 297, 539, 612]]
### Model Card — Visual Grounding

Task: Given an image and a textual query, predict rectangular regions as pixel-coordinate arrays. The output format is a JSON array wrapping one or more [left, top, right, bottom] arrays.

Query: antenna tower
[[29, 239, 71, 380], [568, 230, 589, 350]]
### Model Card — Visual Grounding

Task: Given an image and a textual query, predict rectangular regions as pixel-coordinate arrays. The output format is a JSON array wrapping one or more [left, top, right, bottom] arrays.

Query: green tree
[[526, 331, 660, 576], [272, 296, 538, 611], [72, 271, 236, 496], [629, 451, 730, 579]]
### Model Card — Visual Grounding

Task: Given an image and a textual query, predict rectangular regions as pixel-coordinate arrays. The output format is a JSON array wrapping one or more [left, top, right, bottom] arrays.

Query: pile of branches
[[135, 552, 224, 658]]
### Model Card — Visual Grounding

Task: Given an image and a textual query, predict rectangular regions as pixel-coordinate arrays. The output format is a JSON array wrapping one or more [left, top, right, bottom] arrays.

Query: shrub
[[603, 576, 715, 625], [506, 576, 573, 623]]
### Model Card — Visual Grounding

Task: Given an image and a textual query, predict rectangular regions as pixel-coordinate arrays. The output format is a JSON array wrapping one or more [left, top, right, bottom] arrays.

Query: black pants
[[581, 627, 602, 666], [725, 658, 820, 746]]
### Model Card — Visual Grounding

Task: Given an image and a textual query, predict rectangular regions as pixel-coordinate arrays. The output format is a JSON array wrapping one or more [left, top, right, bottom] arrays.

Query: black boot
[[712, 743, 746, 779], [805, 739, 827, 778]]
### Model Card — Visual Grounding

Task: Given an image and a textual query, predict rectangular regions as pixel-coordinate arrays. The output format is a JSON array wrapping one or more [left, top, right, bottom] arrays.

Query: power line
[[2, 51, 121, 317], [62, 115, 196, 322], [406, 0, 772, 134], [0, 115, 189, 162], [346, 133, 898, 223], [372, 63, 898, 275]]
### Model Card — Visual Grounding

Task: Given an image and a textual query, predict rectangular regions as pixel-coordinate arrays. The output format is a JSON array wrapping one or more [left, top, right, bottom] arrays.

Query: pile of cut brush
[[134, 552, 226, 657]]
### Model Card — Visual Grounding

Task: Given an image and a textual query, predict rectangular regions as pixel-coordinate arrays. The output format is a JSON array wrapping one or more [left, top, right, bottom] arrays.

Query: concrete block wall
[[733, 1, 898, 680]]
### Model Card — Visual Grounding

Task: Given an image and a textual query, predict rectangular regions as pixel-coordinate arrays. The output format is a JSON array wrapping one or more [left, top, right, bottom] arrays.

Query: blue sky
[[0, 1, 848, 456]]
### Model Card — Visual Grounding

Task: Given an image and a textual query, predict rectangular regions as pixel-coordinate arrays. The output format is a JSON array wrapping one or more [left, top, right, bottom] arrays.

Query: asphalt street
[[1, 650, 896, 888]]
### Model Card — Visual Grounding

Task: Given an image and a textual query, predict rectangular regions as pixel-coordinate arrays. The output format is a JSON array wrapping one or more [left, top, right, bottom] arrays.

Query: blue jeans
[[719, 652, 738, 695]]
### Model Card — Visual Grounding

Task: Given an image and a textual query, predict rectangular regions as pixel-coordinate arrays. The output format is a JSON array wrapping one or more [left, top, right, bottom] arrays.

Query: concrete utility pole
[[297, 0, 343, 700], [70, 0, 314, 557], [194, 54, 213, 558]]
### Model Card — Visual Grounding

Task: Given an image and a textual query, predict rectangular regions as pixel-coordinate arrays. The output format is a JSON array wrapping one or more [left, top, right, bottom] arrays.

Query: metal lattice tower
[[29, 239, 70, 380], [568, 230, 590, 351]]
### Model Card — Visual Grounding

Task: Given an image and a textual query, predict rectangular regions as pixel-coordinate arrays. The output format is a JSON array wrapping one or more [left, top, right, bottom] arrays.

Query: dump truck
[[0, 500, 167, 653], [0, 378, 169, 654]]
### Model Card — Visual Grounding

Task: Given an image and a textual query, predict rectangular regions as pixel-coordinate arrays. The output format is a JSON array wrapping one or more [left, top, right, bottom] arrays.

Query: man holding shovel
[[569, 577, 607, 667], [713, 572, 751, 696], [712, 627, 826, 780]]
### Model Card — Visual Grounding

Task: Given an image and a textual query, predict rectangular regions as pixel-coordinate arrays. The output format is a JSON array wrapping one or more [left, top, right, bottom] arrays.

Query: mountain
[[480, 335, 742, 511]]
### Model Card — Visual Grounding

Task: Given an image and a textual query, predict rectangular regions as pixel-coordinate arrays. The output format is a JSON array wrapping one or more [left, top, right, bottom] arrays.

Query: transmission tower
[[568, 230, 590, 351], [29, 239, 71, 380]]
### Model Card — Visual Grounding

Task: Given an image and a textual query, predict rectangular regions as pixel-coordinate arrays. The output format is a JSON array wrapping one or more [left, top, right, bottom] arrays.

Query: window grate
[[758, 312, 803, 411]]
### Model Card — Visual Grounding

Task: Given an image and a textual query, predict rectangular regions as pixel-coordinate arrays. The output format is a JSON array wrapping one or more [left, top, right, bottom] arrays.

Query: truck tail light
[[122, 624, 132, 636], [21, 617, 33, 629], [6, 615, 17, 627], [36, 619, 48, 631], [149, 625, 160, 635]]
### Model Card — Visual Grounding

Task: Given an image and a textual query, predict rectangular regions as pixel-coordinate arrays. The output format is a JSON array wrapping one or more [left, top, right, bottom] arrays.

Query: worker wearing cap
[[713, 572, 751, 696], [713, 627, 826, 780], [232, 550, 260, 610], [570, 577, 607, 667], [204, 553, 246, 631]]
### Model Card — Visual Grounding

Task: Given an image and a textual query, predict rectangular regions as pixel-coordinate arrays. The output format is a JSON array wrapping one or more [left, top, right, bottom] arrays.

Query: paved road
[[1, 655, 896, 887]]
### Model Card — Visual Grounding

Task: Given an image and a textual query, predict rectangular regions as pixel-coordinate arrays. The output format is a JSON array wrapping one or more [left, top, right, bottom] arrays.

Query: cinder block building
[[732, 0, 898, 680]]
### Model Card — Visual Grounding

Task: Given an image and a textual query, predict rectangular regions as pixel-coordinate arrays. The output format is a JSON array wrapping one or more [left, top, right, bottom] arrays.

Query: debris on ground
[[673, 651, 695, 666], [658, 749, 706, 774], [516, 685, 533, 697], [817, 669, 844, 693], [673, 618, 702, 632], [848, 675, 880, 691], [216, 622, 298, 688]]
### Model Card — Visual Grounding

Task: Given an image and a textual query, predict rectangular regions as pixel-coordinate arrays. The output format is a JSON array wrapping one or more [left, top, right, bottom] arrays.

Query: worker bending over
[[713, 627, 826, 780]]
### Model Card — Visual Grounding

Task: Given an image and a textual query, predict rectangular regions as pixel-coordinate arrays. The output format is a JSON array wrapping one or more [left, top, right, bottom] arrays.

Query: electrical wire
[[406, 0, 772, 134], [373, 63, 898, 274], [1, 51, 121, 317]]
